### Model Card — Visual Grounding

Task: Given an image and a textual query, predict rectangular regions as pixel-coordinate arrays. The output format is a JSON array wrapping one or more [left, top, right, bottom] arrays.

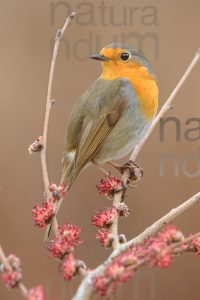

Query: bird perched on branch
[[45, 42, 158, 239], [61, 42, 158, 188]]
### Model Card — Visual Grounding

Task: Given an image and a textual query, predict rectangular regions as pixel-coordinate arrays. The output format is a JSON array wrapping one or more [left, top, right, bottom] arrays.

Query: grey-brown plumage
[[62, 77, 149, 189]]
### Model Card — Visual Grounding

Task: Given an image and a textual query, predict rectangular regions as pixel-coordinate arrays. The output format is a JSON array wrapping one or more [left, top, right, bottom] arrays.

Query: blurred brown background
[[0, 0, 200, 299]]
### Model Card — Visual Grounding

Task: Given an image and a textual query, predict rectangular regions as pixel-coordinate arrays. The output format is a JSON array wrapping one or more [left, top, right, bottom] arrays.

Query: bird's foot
[[107, 160, 143, 188], [123, 160, 143, 187]]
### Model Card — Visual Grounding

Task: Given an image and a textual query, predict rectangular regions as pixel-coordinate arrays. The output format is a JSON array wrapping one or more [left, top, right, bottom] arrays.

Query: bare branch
[[40, 12, 76, 236]]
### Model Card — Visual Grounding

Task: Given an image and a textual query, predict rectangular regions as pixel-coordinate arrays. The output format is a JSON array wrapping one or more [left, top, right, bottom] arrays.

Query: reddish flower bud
[[96, 229, 114, 248], [192, 236, 200, 256], [47, 223, 82, 259], [59, 254, 78, 281], [148, 241, 173, 268], [91, 207, 117, 228], [32, 200, 55, 228], [158, 225, 184, 243], [1, 270, 22, 289], [96, 175, 122, 199], [26, 285, 46, 300]]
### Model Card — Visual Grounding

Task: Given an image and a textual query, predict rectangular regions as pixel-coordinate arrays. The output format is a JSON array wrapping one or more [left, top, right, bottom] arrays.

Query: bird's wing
[[62, 78, 131, 187]]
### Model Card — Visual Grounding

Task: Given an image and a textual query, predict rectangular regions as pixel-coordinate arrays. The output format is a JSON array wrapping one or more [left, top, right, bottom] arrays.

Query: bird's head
[[90, 43, 156, 81]]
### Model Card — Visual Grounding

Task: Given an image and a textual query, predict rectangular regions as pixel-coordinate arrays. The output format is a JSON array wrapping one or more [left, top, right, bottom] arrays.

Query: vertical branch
[[110, 170, 130, 249], [40, 12, 76, 235]]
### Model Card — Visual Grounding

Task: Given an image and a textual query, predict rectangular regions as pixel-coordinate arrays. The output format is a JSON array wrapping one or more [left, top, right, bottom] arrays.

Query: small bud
[[51, 99, 55, 106], [28, 136, 43, 154], [76, 260, 87, 271], [48, 183, 57, 192], [91, 207, 117, 229], [96, 229, 114, 248], [116, 203, 130, 217], [119, 234, 127, 244]]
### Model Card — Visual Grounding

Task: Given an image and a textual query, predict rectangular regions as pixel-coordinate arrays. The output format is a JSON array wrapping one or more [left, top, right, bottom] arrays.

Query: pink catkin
[[96, 229, 113, 248], [91, 207, 117, 228], [59, 253, 78, 281], [192, 236, 200, 256], [96, 175, 122, 197], [47, 223, 82, 259], [94, 226, 184, 297], [1, 270, 22, 289], [32, 200, 55, 228], [26, 285, 46, 300]]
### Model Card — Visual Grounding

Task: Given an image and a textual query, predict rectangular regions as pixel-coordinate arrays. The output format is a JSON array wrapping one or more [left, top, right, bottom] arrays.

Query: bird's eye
[[120, 52, 130, 61]]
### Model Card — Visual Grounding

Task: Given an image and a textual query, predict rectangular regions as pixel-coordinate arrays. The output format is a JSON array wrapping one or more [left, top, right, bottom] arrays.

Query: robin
[[61, 42, 158, 187], [45, 42, 158, 238]]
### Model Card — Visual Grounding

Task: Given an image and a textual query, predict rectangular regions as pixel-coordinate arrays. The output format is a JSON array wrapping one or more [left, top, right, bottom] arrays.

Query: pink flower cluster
[[47, 223, 82, 259], [59, 253, 78, 281], [92, 206, 117, 248], [96, 229, 114, 248], [0, 254, 46, 298], [96, 175, 123, 198], [32, 184, 66, 228], [31, 181, 84, 282], [143, 225, 184, 269], [47, 223, 83, 281], [92, 205, 130, 248], [1, 270, 22, 289], [92, 207, 117, 228], [94, 249, 137, 297], [0, 255, 22, 289], [93, 226, 184, 297], [32, 200, 55, 228], [192, 236, 200, 256], [26, 285, 46, 300]]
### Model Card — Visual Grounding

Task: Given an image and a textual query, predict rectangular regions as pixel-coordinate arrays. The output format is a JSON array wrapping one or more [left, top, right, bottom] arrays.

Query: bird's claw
[[122, 160, 143, 187]]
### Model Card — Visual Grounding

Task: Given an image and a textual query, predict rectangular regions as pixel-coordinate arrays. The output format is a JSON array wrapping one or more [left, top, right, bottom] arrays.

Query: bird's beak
[[90, 54, 110, 62]]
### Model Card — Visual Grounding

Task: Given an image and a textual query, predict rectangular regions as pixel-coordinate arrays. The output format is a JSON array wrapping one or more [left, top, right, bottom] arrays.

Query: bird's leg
[[107, 160, 143, 187], [107, 161, 124, 174], [92, 160, 110, 176]]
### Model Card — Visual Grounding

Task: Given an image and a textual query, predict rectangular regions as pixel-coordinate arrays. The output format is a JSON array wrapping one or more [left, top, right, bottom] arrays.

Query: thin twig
[[123, 192, 200, 250], [110, 170, 130, 249], [72, 192, 200, 300], [40, 12, 76, 237], [171, 231, 200, 250], [0, 245, 28, 297]]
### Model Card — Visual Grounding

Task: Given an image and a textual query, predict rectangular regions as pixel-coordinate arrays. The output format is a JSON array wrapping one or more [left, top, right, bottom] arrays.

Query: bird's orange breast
[[101, 57, 158, 120]]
